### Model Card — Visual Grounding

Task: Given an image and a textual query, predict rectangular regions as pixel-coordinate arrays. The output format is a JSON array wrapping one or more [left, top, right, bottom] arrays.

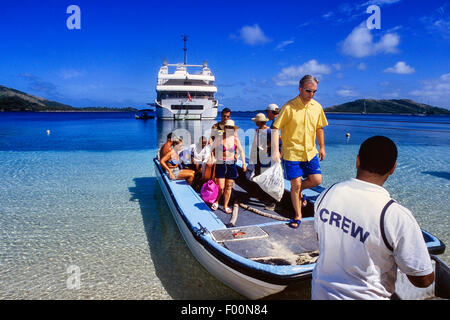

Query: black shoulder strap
[[315, 182, 338, 210], [380, 199, 396, 251]]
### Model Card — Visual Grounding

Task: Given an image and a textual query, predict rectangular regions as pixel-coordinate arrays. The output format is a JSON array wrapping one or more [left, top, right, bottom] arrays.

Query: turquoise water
[[0, 112, 448, 299]]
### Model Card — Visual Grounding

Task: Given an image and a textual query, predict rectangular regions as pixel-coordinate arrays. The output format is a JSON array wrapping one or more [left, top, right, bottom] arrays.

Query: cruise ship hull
[[156, 98, 218, 120]]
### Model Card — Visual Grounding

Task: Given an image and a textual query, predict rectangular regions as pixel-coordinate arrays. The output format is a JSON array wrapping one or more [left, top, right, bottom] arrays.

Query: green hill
[[324, 99, 450, 114], [0, 85, 75, 111], [0, 85, 137, 112]]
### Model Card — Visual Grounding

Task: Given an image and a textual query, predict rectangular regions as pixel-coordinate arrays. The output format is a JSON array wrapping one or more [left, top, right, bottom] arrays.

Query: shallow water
[[0, 112, 448, 299]]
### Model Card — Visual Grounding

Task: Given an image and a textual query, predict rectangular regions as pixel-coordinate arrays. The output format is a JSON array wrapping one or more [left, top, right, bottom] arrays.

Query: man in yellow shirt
[[272, 75, 328, 228]]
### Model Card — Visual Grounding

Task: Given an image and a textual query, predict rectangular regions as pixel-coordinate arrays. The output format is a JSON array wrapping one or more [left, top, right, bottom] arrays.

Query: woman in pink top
[[210, 120, 246, 213]]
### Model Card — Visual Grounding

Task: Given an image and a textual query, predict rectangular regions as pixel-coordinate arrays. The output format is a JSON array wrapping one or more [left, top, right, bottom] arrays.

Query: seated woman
[[210, 120, 246, 213], [160, 137, 195, 185], [159, 132, 176, 160]]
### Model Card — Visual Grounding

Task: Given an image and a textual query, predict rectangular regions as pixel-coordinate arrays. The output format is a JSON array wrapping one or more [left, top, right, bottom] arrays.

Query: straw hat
[[223, 119, 239, 129], [251, 113, 269, 123]]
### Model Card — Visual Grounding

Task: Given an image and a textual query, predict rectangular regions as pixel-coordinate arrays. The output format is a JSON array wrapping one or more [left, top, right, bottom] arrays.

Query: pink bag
[[200, 179, 219, 204], [200, 163, 218, 204]]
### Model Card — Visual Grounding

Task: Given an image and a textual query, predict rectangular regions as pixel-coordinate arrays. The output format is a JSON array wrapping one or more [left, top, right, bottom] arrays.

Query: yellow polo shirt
[[273, 96, 328, 162]]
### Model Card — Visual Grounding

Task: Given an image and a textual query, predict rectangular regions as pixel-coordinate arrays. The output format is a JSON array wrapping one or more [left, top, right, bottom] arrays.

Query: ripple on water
[[0, 150, 246, 299]]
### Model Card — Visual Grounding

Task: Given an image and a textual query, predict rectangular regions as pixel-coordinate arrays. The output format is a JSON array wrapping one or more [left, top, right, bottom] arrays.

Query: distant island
[[0, 85, 138, 112], [324, 99, 449, 115]]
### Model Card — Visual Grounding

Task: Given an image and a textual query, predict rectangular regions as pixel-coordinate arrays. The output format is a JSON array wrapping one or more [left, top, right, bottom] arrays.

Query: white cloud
[[61, 69, 84, 80], [337, 88, 358, 97], [383, 61, 415, 74], [232, 24, 272, 45], [419, 3, 450, 40], [274, 59, 332, 86], [274, 39, 294, 51], [323, 1, 402, 26], [440, 73, 450, 81], [381, 91, 400, 98], [333, 63, 342, 71], [362, 0, 401, 5], [357, 62, 367, 70], [410, 73, 450, 106], [341, 23, 399, 57]]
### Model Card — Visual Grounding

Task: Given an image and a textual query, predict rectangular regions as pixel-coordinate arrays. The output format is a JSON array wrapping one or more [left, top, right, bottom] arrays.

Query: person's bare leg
[[299, 174, 322, 205], [213, 178, 225, 209], [300, 174, 322, 191], [178, 170, 195, 185], [290, 177, 302, 226], [223, 179, 234, 211]]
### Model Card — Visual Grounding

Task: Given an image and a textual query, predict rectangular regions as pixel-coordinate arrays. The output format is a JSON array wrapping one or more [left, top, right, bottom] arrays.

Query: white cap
[[266, 103, 279, 113]]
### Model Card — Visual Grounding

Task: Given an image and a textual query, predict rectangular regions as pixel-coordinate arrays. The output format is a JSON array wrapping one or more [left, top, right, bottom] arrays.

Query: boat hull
[[154, 161, 290, 299]]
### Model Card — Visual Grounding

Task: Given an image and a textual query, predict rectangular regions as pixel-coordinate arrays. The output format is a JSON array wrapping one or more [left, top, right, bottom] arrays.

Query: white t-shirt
[[312, 178, 433, 300], [179, 144, 194, 165], [194, 144, 211, 164], [180, 143, 205, 165]]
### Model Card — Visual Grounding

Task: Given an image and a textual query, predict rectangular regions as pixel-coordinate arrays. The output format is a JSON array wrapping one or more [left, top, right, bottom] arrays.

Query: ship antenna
[[182, 34, 189, 65]]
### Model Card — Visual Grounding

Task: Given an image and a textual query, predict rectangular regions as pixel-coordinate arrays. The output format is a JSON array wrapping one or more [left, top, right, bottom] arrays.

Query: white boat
[[153, 36, 218, 120], [154, 158, 449, 299], [135, 108, 156, 119]]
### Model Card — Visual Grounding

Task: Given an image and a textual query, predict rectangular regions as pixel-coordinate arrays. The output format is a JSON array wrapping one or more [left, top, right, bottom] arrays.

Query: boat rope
[[238, 203, 290, 222]]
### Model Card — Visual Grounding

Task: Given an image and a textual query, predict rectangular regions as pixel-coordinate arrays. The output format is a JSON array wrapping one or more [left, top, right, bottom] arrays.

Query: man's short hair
[[299, 75, 319, 88], [358, 136, 398, 175], [221, 107, 231, 114]]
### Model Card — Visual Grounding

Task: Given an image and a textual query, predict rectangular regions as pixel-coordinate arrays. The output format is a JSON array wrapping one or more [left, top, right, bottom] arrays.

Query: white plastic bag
[[252, 162, 284, 202]]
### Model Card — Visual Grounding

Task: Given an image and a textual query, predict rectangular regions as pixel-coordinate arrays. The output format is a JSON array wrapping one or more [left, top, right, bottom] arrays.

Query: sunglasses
[[304, 89, 317, 93]]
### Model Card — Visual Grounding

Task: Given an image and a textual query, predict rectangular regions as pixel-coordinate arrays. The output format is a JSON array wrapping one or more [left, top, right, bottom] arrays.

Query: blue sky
[[1, 0, 449, 110]]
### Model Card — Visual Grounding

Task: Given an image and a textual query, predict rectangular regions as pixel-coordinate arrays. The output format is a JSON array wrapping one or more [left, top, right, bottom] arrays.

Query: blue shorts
[[215, 162, 238, 179], [283, 155, 322, 180]]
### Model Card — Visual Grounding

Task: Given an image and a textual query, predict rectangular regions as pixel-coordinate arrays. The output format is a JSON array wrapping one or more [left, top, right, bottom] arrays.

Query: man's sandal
[[288, 219, 302, 229], [301, 193, 308, 207]]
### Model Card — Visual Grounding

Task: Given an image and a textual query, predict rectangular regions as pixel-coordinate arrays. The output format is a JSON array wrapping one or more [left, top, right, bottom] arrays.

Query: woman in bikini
[[210, 120, 246, 213], [160, 137, 195, 185]]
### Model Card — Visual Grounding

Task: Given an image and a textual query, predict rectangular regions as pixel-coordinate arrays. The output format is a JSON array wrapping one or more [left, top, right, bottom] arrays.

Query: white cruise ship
[[154, 59, 218, 120], [153, 36, 218, 120]]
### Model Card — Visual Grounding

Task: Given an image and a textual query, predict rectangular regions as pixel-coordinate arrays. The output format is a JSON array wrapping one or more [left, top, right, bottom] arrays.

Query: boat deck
[[211, 222, 318, 264], [200, 167, 321, 266]]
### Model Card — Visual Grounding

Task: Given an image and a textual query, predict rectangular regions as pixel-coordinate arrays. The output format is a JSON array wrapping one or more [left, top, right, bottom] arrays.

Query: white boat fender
[[228, 203, 239, 227]]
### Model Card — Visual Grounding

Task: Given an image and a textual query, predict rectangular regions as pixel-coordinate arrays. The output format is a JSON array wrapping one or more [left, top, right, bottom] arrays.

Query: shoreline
[[1, 110, 450, 116]]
